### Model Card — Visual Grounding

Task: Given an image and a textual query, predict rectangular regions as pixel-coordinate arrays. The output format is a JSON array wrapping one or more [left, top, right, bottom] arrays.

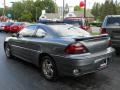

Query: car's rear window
[[1, 22, 6, 25], [5, 22, 13, 25], [106, 17, 120, 26], [48, 25, 90, 37], [13, 22, 23, 25], [64, 19, 82, 26]]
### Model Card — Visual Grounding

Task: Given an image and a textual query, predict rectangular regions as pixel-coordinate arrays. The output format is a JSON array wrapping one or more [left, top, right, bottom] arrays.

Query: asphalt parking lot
[[0, 32, 120, 90]]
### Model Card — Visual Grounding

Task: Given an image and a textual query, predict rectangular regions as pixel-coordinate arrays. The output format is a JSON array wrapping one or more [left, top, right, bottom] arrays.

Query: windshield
[[48, 25, 91, 37], [106, 17, 120, 26]]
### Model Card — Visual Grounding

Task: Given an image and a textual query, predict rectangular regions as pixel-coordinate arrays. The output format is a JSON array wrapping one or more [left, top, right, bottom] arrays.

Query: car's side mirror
[[97, 23, 102, 27], [39, 32, 46, 38], [12, 33, 19, 37], [36, 29, 47, 38]]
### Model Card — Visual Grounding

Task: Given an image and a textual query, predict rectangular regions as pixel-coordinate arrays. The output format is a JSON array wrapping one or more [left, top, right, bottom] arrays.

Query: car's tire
[[4, 44, 13, 58], [41, 56, 58, 81]]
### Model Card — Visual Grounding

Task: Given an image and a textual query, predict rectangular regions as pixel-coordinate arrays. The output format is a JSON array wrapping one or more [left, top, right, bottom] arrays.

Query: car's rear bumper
[[52, 47, 115, 76]]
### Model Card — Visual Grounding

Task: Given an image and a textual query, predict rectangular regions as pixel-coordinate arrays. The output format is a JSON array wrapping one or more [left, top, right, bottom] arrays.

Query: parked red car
[[0, 22, 13, 32], [3, 22, 14, 32], [10, 22, 30, 33]]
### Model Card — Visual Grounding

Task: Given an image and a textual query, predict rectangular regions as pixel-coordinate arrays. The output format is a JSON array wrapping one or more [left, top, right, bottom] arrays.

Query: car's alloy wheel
[[41, 56, 58, 81], [5, 44, 12, 58]]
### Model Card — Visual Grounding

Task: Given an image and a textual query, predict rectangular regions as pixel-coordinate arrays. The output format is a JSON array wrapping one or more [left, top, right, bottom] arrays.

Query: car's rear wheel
[[41, 56, 58, 81], [5, 44, 12, 58]]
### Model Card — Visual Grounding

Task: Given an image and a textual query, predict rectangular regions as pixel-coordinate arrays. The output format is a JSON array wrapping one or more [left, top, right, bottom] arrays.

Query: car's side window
[[36, 28, 47, 38], [19, 25, 37, 37]]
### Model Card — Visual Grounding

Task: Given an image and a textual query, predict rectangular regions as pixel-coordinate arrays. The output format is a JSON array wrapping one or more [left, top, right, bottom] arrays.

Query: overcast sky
[[56, 0, 105, 8], [0, 0, 120, 9]]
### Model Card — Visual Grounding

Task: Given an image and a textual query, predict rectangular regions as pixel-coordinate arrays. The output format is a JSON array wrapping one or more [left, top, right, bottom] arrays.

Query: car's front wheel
[[41, 56, 58, 81], [4, 44, 12, 58]]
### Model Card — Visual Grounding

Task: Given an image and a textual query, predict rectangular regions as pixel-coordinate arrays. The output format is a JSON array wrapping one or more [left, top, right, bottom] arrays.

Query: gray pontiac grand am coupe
[[4, 23, 115, 80]]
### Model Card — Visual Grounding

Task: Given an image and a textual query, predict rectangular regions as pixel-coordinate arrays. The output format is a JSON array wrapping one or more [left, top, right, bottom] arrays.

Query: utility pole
[[10, 2, 15, 21], [63, 0, 65, 20], [116, 0, 117, 5], [3, 0, 6, 16], [84, 0, 86, 18], [36, 7, 38, 22]]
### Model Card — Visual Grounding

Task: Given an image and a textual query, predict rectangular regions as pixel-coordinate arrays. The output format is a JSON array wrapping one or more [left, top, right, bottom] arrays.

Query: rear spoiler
[[75, 34, 109, 41]]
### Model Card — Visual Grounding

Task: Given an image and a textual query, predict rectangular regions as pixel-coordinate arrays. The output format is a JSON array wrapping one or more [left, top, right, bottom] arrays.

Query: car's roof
[[106, 15, 120, 17], [34, 23, 74, 27]]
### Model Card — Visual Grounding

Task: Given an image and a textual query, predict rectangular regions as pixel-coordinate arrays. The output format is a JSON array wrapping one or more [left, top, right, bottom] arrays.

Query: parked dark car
[[101, 15, 120, 53], [4, 24, 114, 80]]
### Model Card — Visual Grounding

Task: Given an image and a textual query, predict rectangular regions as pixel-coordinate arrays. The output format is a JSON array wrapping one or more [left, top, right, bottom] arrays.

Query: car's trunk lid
[[74, 35, 109, 53]]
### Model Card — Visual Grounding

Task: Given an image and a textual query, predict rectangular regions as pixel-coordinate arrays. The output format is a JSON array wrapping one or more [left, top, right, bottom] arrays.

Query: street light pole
[[10, 2, 15, 21], [84, 0, 86, 18]]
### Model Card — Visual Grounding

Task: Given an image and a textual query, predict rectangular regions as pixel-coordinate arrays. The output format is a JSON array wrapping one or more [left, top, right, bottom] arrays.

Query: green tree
[[22, 0, 35, 21], [12, 2, 24, 20], [0, 8, 3, 16], [8, 0, 57, 22], [91, 3, 101, 20], [74, 5, 81, 11], [64, 3, 69, 14], [43, 0, 56, 13], [116, 3, 120, 14], [20, 10, 32, 22], [34, 0, 45, 19], [101, 0, 116, 20], [34, 0, 57, 20], [54, 3, 58, 13], [91, 0, 117, 21]]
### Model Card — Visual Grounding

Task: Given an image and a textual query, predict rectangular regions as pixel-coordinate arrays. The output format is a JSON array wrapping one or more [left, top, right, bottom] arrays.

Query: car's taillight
[[109, 39, 112, 46], [6, 26, 9, 28], [64, 43, 88, 54], [80, 26, 86, 30], [100, 28, 107, 34]]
